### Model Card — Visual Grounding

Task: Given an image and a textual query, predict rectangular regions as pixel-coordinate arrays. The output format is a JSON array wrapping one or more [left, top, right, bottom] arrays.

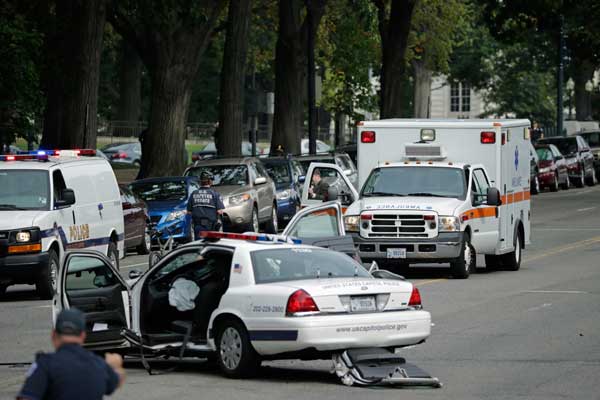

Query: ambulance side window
[[52, 170, 67, 204], [472, 169, 490, 202]]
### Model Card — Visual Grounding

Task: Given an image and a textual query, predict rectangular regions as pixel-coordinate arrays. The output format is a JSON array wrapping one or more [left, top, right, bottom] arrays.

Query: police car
[[53, 215, 431, 378], [0, 150, 124, 299]]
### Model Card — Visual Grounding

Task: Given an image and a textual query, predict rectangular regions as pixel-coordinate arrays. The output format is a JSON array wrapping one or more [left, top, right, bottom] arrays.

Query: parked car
[[102, 142, 142, 166], [537, 136, 596, 187], [529, 141, 540, 194], [335, 143, 357, 166], [260, 157, 305, 226], [191, 141, 265, 161], [300, 138, 331, 154], [535, 144, 570, 191], [119, 185, 151, 254], [184, 157, 278, 233], [297, 152, 358, 188], [577, 130, 600, 176], [129, 177, 199, 243]]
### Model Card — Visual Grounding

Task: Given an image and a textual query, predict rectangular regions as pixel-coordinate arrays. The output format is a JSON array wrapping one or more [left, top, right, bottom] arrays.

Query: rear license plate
[[350, 296, 376, 312], [386, 248, 407, 259]]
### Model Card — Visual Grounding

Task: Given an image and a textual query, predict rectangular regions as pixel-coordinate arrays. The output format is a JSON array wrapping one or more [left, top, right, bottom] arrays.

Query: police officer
[[17, 308, 125, 400], [187, 171, 225, 239]]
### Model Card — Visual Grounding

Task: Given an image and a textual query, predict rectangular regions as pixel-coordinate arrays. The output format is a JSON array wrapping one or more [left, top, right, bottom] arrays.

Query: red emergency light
[[361, 131, 376, 143], [480, 131, 496, 144], [200, 231, 301, 244], [52, 149, 96, 156], [0, 154, 49, 162]]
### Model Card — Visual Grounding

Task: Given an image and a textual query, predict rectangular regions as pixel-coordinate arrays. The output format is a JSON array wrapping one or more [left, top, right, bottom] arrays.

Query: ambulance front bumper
[[351, 232, 464, 263]]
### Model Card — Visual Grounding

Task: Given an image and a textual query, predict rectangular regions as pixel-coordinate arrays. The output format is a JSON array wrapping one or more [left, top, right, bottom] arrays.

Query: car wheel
[[0, 284, 7, 297], [187, 223, 195, 242], [36, 249, 59, 300], [561, 175, 570, 190], [586, 168, 596, 186], [107, 241, 119, 270], [576, 169, 585, 188], [550, 174, 559, 192], [264, 205, 278, 234], [148, 251, 161, 268], [450, 233, 474, 279], [216, 319, 260, 378], [136, 231, 151, 255], [531, 175, 540, 195], [134, 160, 141, 168], [502, 230, 522, 271], [250, 207, 259, 233], [484, 254, 502, 271]]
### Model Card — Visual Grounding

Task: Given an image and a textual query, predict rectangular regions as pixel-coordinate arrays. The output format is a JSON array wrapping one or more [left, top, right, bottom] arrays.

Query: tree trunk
[[375, 0, 418, 118], [216, 0, 252, 157], [334, 112, 346, 146], [574, 58, 595, 121], [116, 40, 142, 124], [271, 0, 326, 155], [412, 59, 432, 118]]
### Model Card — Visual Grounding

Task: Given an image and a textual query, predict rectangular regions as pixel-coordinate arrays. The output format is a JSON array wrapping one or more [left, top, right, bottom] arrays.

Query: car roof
[[297, 153, 335, 160], [131, 176, 197, 184], [180, 238, 321, 252], [379, 161, 467, 169], [190, 157, 257, 166]]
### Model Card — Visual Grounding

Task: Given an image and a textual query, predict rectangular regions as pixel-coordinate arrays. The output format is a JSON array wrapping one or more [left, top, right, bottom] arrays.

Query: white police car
[[0, 150, 124, 299], [53, 205, 431, 378]]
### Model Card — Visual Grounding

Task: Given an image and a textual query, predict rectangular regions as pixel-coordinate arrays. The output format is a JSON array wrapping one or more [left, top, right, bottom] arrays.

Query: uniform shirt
[[311, 179, 330, 200], [187, 187, 225, 227], [17, 344, 119, 400]]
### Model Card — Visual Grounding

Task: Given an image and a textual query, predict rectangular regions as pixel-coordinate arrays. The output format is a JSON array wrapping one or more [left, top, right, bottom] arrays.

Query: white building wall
[[430, 75, 486, 119]]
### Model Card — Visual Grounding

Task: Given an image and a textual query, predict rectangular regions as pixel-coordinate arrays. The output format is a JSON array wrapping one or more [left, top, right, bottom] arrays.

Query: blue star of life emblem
[[514, 147, 519, 170]]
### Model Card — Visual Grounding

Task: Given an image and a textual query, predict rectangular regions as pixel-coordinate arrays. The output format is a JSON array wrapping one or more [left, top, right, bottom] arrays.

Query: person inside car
[[308, 169, 330, 200]]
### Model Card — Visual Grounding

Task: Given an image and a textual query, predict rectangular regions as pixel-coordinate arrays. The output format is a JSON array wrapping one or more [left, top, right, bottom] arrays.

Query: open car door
[[301, 162, 358, 211], [55, 250, 131, 350], [283, 201, 357, 258]]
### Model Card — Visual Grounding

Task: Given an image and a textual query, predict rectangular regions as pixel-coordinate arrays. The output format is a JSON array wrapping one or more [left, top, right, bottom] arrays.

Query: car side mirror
[[129, 269, 143, 280], [298, 175, 306, 184], [254, 177, 267, 185], [486, 187, 502, 207], [55, 188, 76, 208]]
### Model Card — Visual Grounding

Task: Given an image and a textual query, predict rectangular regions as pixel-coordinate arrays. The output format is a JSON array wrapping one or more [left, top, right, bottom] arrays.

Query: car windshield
[[540, 138, 577, 155], [251, 248, 370, 284], [262, 161, 291, 185], [299, 158, 333, 172], [0, 170, 50, 210], [186, 165, 248, 186], [130, 180, 188, 202], [536, 148, 554, 161], [362, 166, 467, 199]]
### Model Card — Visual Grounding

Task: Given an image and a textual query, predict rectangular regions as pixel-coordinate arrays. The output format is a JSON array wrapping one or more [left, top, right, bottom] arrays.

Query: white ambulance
[[0, 150, 125, 298], [300, 119, 531, 278]]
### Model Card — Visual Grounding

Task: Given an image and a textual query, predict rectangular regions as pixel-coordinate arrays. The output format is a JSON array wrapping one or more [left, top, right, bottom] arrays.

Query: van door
[[57, 251, 131, 349], [301, 163, 358, 210], [469, 168, 500, 253]]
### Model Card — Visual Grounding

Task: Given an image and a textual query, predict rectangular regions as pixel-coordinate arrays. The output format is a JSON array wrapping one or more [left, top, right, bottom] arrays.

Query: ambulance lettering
[[69, 224, 90, 241]]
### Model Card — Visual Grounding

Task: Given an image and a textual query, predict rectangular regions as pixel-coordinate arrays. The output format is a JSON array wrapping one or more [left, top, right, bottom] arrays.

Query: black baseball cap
[[55, 309, 86, 336]]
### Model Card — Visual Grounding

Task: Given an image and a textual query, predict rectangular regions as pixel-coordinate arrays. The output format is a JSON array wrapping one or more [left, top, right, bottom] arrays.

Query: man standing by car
[[187, 171, 225, 239], [17, 309, 125, 400], [309, 169, 330, 200]]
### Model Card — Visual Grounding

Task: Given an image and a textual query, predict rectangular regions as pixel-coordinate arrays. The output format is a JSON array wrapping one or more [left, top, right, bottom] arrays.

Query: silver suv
[[184, 157, 278, 233]]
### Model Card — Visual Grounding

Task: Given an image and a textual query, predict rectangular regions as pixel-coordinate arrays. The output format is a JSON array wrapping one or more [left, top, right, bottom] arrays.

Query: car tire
[[187, 223, 195, 242], [576, 169, 585, 188], [36, 249, 59, 300], [561, 176, 570, 190], [450, 233, 475, 279], [0, 285, 7, 297], [149, 251, 161, 268], [134, 160, 141, 168], [502, 230, 522, 271], [107, 241, 119, 270], [586, 169, 596, 186], [531, 175, 540, 195], [249, 207, 259, 233], [136, 231, 151, 255], [550, 174, 559, 192], [264, 205, 278, 234], [484, 254, 502, 271], [216, 319, 260, 378]]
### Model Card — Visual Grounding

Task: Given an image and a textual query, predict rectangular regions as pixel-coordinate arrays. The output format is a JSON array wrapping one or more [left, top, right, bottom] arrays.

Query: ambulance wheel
[[484, 254, 503, 270], [502, 230, 522, 271], [108, 242, 120, 270], [36, 249, 59, 300], [264, 205, 278, 234], [550, 174, 559, 192], [216, 319, 260, 378], [136, 232, 151, 255], [450, 233, 475, 279]]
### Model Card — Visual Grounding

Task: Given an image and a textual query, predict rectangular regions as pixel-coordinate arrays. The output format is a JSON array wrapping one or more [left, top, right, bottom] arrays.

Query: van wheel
[[108, 242, 119, 270], [484, 254, 502, 271], [450, 233, 475, 279], [37, 249, 59, 300], [216, 319, 260, 378], [264, 205, 278, 234], [502, 230, 522, 271]]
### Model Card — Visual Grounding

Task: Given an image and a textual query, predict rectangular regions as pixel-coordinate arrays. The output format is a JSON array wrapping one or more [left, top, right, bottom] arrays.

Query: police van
[[300, 119, 531, 278], [0, 150, 124, 298]]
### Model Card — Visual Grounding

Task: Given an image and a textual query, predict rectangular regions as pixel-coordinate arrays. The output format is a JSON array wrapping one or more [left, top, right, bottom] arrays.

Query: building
[[429, 76, 486, 119]]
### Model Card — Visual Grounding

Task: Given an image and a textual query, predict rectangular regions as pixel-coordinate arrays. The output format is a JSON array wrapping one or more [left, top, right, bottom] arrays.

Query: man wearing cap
[[17, 308, 125, 400], [187, 171, 225, 239]]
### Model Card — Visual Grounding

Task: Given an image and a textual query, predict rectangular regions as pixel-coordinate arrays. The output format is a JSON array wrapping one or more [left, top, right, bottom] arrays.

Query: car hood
[[0, 211, 45, 230], [213, 185, 251, 197], [146, 200, 187, 212], [346, 196, 464, 216]]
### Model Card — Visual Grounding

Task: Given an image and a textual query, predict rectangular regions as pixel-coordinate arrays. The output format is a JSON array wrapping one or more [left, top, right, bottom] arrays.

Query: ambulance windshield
[[0, 170, 50, 210], [361, 167, 466, 199]]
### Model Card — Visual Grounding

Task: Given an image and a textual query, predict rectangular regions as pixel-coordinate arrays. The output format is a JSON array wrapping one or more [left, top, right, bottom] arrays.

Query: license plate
[[386, 248, 407, 259], [350, 296, 377, 312]]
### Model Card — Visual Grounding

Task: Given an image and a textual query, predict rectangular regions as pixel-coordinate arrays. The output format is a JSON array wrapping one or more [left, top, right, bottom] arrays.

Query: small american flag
[[233, 263, 242, 273]]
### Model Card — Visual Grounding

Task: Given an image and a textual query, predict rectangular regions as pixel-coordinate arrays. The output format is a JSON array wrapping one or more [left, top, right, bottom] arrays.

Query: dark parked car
[[535, 144, 570, 191], [297, 152, 358, 188], [191, 141, 265, 161], [537, 136, 596, 187], [119, 185, 151, 254], [529, 141, 540, 194], [102, 142, 142, 166], [577, 131, 600, 176], [261, 157, 306, 226], [335, 143, 357, 166]]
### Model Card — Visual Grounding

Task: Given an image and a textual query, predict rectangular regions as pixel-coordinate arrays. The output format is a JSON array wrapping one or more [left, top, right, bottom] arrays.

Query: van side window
[[52, 170, 67, 204], [472, 169, 490, 199]]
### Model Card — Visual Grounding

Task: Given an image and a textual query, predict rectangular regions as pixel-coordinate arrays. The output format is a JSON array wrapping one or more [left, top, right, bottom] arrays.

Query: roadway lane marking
[[121, 262, 148, 269], [576, 207, 596, 212], [526, 303, 552, 312], [524, 290, 587, 294], [534, 228, 600, 231], [415, 278, 447, 287], [524, 235, 600, 263]]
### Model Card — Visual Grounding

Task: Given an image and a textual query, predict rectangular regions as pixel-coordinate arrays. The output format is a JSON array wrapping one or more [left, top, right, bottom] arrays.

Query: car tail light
[[361, 131, 376, 143], [112, 152, 127, 159], [408, 287, 422, 309], [286, 289, 319, 316], [481, 131, 496, 144]]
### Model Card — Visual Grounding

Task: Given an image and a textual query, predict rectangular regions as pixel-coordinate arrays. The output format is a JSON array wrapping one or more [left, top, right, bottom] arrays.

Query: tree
[[215, 0, 253, 156], [372, 0, 418, 118], [116, 40, 142, 123], [110, 0, 227, 177], [270, 0, 327, 155]]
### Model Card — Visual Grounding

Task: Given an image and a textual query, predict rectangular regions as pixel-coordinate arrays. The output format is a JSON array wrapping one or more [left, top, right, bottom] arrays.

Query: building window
[[461, 83, 471, 112], [449, 82, 471, 113], [450, 83, 460, 112]]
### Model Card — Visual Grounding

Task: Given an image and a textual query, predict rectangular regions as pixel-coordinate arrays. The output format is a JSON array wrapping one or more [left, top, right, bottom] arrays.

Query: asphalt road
[[1, 186, 600, 399]]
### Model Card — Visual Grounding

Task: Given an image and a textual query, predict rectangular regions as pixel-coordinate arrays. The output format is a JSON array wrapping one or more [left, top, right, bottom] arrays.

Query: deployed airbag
[[168, 278, 200, 311]]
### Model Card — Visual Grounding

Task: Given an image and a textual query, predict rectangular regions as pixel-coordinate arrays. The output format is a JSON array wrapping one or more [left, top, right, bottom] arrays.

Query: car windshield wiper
[[0, 204, 27, 210], [406, 192, 449, 198], [362, 192, 406, 197]]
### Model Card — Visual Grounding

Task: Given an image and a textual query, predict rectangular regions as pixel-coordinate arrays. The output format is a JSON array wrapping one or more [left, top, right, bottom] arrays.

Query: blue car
[[129, 176, 200, 243], [261, 157, 305, 226]]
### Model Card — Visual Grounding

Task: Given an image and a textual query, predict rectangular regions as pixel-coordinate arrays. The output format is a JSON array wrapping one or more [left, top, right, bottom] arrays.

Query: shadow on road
[[0, 287, 42, 303]]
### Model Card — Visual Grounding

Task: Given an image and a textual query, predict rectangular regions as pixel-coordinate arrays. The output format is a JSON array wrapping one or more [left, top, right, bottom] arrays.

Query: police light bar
[[50, 149, 97, 157], [0, 154, 49, 162], [200, 231, 301, 244]]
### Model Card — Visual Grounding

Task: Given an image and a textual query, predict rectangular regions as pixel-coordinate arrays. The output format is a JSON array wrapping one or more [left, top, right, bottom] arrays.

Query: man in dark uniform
[[17, 308, 125, 400], [308, 168, 330, 200], [187, 171, 225, 239]]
